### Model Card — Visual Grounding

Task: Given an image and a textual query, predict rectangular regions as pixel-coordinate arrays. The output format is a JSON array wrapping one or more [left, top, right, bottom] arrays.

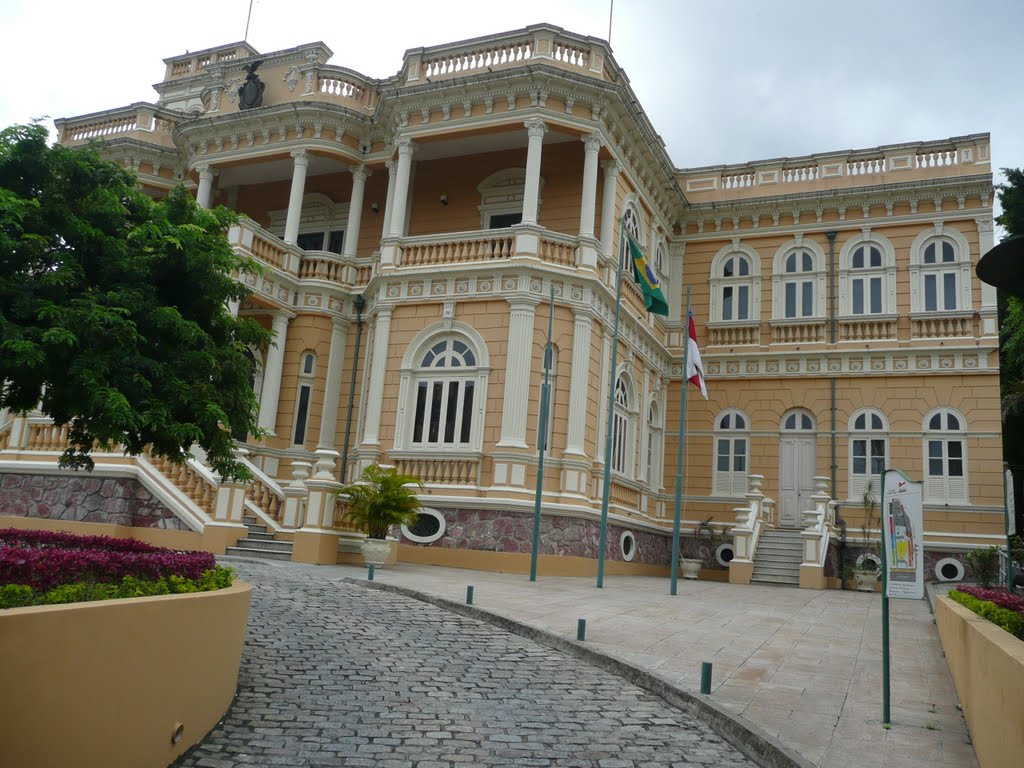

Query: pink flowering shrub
[[956, 585, 1024, 617], [0, 528, 217, 591]]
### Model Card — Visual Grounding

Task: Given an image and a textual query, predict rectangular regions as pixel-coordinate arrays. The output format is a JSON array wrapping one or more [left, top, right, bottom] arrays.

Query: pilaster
[[496, 298, 539, 450], [257, 312, 292, 435], [317, 317, 350, 449], [361, 305, 393, 447]]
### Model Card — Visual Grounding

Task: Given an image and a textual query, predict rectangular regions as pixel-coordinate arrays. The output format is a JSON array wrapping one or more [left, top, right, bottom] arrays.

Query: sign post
[[879, 467, 924, 725]]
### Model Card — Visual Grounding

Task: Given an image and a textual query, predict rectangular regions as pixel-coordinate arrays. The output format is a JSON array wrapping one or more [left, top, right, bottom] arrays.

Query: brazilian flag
[[626, 234, 669, 316]]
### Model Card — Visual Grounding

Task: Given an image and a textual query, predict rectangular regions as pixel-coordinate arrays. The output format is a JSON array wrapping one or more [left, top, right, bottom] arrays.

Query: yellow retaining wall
[[0, 583, 251, 768], [934, 595, 1024, 768]]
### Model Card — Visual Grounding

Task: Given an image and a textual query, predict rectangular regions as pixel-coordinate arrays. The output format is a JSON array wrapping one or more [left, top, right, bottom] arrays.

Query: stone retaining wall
[[403, 508, 673, 566], [0, 472, 185, 530]]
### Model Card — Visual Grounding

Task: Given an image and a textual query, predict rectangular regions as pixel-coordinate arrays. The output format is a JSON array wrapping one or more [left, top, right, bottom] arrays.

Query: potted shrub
[[340, 464, 423, 567], [854, 482, 881, 592]]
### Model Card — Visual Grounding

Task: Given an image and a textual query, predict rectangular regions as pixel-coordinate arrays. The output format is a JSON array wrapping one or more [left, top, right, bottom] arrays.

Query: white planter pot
[[361, 538, 392, 567], [855, 570, 879, 592], [680, 558, 702, 580]]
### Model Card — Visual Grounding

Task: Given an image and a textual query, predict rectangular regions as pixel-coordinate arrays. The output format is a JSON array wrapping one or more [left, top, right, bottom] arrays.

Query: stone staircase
[[751, 528, 803, 587], [225, 514, 294, 561]]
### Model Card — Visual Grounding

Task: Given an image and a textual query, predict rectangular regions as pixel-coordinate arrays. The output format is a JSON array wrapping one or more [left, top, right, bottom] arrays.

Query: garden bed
[[0, 527, 232, 608], [935, 594, 1024, 768], [0, 527, 250, 767]]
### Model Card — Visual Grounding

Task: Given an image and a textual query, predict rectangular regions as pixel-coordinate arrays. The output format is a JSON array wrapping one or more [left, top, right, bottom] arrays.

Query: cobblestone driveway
[[174, 561, 757, 768]]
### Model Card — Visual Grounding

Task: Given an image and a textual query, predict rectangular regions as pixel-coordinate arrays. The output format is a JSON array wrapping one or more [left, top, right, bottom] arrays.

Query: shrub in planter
[[964, 546, 1000, 589], [949, 590, 1024, 638], [0, 528, 232, 608]]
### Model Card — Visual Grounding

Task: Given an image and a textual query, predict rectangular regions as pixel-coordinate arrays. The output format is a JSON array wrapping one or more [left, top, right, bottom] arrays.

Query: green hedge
[[949, 590, 1024, 638], [0, 566, 234, 609]]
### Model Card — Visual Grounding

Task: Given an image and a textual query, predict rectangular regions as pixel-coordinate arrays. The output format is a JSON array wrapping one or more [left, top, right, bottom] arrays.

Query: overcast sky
[[3, 0, 1021, 202]]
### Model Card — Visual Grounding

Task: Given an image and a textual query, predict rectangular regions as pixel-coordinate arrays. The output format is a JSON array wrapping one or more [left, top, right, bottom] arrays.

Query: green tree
[[0, 123, 269, 480], [339, 465, 423, 539]]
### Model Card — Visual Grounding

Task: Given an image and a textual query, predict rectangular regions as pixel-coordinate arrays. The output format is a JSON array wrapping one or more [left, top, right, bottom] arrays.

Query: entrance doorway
[[779, 409, 816, 528]]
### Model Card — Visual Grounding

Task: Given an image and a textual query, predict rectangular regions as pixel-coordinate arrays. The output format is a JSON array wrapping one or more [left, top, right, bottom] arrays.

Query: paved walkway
[[274, 561, 977, 768], [175, 560, 759, 768]]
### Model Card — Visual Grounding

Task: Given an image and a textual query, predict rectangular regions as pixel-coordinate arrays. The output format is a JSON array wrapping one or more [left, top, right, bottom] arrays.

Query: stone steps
[[751, 528, 803, 587], [224, 514, 294, 562]]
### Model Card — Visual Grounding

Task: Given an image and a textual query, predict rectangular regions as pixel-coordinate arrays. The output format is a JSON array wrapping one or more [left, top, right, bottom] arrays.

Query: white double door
[[779, 436, 815, 528]]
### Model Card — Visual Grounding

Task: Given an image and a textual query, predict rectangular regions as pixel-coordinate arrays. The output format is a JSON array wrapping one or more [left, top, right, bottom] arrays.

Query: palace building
[[0, 24, 1003, 587]]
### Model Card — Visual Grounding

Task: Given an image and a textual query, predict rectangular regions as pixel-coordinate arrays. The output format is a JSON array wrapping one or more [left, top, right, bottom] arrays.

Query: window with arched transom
[[710, 247, 760, 323], [771, 239, 826, 323], [645, 400, 663, 487], [292, 352, 317, 446], [621, 205, 641, 270], [611, 374, 636, 476], [909, 227, 972, 315], [839, 234, 897, 318], [924, 408, 967, 503], [848, 409, 888, 502], [713, 409, 749, 495], [395, 327, 490, 454]]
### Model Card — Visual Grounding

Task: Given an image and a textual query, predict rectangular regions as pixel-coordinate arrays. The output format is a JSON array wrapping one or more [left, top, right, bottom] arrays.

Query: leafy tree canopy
[[0, 123, 270, 480], [996, 169, 1024, 468]]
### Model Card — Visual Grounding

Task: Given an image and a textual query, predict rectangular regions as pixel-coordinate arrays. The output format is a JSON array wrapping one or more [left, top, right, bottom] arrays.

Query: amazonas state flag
[[626, 234, 669, 316]]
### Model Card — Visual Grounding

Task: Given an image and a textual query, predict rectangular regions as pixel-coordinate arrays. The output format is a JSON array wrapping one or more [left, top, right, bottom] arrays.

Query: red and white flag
[[686, 310, 707, 399]]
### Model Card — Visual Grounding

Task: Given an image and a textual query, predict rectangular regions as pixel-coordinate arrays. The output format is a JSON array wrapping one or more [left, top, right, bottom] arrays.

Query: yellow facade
[[2, 24, 1000, 584]]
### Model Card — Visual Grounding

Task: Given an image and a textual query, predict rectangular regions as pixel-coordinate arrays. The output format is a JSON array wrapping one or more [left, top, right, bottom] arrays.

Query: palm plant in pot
[[854, 481, 882, 592], [340, 464, 423, 567]]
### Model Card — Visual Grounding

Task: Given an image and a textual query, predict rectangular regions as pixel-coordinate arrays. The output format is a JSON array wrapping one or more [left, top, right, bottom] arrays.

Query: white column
[[387, 140, 415, 238], [283, 150, 310, 245], [317, 317, 350, 449], [595, 325, 612, 465], [599, 159, 620, 257], [565, 309, 594, 457], [343, 165, 369, 258], [361, 306, 393, 446], [258, 312, 291, 435], [579, 134, 602, 238], [195, 163, 216, 209], [521, 119, 547, 225], [381, 159, 397, 237], [497, 298, 538, 448], [977, 215, 998, 335]]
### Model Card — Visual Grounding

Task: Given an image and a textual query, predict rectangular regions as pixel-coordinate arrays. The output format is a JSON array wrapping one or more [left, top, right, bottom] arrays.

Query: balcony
[[55, 104, 179, 148], [708, 322, 761, 347]]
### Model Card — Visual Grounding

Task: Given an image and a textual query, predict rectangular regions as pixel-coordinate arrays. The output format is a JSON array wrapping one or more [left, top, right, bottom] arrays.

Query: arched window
[[396, 325, 489, 453], [645, 400, 663, 487], [782, 409, 815, 432], [611, 374, 635, 476], [924, 408, 967, 503], [537, 344, 558, 451], [411, 338, 478, 447], [849, 409, 888, 501], [655, 242, 666, 275], [838, 233, 898, 318], [718, 253, 753, 321], [713, 409, 749, 495], [621, 205, 641, 270], [771, 239, 826, 321], [292, 352, 316, 446], [782, 249, 816, 318], [909, 227, 972, 314]]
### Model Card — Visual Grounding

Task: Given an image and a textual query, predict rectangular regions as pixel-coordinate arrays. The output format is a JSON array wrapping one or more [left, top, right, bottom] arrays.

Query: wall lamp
[[370, 202, 380, 213], [439, 194, 448, 206]]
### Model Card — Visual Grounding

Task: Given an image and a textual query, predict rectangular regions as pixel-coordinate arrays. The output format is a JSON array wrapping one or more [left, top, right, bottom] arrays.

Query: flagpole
[[529, 285, 555, 582], [670, 286, 692, 596], [596, 220, 626, 588]]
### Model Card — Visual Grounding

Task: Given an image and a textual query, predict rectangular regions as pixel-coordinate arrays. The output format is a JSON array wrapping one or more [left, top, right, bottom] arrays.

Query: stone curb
[[344, 577, 815, 768]]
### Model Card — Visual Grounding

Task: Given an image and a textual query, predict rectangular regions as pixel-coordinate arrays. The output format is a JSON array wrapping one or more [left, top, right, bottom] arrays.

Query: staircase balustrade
[[800, 476, 837, 580], [730, 474, 771, 570]]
